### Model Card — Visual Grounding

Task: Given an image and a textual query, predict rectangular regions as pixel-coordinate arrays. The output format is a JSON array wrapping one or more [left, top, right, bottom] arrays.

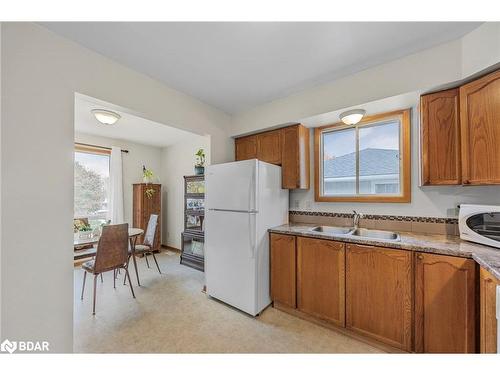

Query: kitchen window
[[74, 144, 111, 227], [314, 109, 411, 203]]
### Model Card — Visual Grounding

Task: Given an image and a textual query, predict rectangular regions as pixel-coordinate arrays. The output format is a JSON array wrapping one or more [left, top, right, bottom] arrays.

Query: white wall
[[160, 136, 210, 249], [1, 22, 232, 352], [74, 132, 163, 228], [291, 92, 500, 218], [231, 23, 500, 136]]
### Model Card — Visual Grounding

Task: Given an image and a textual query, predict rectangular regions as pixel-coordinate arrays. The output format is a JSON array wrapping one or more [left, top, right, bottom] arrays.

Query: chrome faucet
[[352, 210, 363, 230]]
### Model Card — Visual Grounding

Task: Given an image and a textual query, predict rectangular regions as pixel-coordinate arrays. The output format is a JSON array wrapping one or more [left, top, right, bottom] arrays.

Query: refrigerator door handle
[[249, 165, 256, 212], [249, 213, 256, 259]]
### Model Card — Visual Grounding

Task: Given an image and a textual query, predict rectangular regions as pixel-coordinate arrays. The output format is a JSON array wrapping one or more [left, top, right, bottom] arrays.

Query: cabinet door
[[415, 252, 476, 353], [346, 244, 412, 351], [297, 237, 345, 326], [257, 129, 282, 165], [460, 69, 500, 185], [270, 234, 296, 308], [235, 135, 257, 161], [480, 267, 499, 353], [420, 89, 461, 185], [282, 125, 310, 189]]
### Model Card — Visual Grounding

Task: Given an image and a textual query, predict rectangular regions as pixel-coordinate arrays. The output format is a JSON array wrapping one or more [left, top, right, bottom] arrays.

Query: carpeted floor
[[74, 251, 382, 353]]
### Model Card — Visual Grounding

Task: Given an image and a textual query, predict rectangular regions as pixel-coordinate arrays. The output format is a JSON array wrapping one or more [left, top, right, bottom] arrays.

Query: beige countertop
[[269, 222, 500, 280]]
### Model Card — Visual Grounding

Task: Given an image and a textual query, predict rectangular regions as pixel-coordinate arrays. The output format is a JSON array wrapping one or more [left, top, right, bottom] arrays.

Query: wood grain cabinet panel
[[133, 183, 161, 251], [414, 252, 476, 353], [297, 237, 345, 326], [281, 124, 310, 189], [460, 69, 500, 185], [346, 243, 413, 351], [420, 88, 461, 185], [480, 267, 499, 353], [270, 234, 296, 308], [257, 129, 282, 165], [235, 124, 310, 189], [235, 135, 257, 161]]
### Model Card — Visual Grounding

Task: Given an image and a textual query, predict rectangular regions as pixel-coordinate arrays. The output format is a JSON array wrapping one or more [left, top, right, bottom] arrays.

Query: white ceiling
[[46, 22, 481, 114], [74, 93, 196, 148]]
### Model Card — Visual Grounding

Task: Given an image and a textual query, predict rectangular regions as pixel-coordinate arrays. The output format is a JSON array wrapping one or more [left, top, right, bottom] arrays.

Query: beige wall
[[160, 136, 210, 249], [0, 22, 232, 352], [74, 132, 163, 229]]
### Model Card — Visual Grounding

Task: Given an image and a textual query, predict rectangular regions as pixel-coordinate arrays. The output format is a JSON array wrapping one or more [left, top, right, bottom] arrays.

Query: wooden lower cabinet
[[415, 252, 476, 353], [270, 234, 296, 308], [480, 267, 499, 353], [297, 237, 345, 326], [269, 234, 485, 353], [346, 243, 413, 351]]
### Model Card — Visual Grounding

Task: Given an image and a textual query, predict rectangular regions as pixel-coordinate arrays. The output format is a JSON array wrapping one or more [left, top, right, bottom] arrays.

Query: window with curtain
[[314, 109, 411, 203], [74, 145, 110, 227]]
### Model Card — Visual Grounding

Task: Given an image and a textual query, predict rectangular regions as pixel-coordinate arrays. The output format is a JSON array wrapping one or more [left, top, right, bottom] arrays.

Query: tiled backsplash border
[[289, 210, 458, 224]]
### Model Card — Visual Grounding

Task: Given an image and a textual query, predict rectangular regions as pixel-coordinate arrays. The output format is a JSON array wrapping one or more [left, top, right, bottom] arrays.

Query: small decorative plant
[[74, 220, 92, 233], [143, 165, 155, 184], [194, 148, 206, 175]]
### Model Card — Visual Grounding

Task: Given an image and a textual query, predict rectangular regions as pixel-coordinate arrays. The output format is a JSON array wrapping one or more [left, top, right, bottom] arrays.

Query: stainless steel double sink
[[309, 225, 400, 241]]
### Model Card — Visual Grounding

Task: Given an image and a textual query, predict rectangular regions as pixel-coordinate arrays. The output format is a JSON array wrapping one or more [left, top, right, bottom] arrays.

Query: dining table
[[74, 227, 145, 285]]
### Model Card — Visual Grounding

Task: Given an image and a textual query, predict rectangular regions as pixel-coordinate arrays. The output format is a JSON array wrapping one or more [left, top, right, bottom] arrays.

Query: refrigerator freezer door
[[205, 159, 258, 212], [205, 209, 258, 315]]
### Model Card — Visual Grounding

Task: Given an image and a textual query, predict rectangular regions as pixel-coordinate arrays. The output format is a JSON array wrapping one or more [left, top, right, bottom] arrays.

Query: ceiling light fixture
[[91, 109, 121, 125], [339, 109, 366, 125]]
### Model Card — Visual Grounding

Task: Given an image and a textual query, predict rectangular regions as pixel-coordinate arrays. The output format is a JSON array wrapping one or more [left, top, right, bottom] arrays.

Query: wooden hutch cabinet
[[133, 183, 161, 251], [180, 175, 205, 271]]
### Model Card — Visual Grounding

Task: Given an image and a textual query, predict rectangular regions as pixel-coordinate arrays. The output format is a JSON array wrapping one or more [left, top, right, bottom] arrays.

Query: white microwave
[[459, 204, 500, 249]]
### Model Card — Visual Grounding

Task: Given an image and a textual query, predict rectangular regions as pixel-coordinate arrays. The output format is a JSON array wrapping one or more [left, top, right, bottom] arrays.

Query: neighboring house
[[323, 148, 400, 194]]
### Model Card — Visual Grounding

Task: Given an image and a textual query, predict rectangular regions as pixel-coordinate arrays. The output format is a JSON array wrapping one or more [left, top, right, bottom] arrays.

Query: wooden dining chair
[[124, 214, 161, 286], [81, 223, 135, 315]]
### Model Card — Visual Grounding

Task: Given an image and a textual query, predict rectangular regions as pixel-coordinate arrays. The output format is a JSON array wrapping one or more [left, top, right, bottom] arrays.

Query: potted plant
[[77, 223, 93, 239], [143, 165, 155, 184], [194, 148, 205, 175]]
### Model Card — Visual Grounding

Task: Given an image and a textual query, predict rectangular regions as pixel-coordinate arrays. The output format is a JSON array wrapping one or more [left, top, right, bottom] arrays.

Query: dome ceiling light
[[91, 109, 121, 125], [339, 109, 366, 125]]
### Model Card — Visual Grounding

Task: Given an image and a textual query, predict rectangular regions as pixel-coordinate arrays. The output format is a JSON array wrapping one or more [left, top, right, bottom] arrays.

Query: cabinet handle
[[463, 180, 470, 185], [485, 278, 492, 283], [417, 254, 424, 260]]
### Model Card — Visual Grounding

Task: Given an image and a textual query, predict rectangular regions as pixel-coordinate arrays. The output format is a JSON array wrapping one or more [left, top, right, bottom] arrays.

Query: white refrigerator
[[205, 159, 289, 316]]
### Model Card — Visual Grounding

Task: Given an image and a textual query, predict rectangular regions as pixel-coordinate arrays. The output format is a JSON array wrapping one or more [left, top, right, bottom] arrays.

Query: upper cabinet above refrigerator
[[234, 124, 310, 189]]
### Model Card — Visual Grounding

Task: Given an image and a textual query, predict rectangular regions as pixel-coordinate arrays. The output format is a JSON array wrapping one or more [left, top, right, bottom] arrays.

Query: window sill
[[314, 194, 411, 203]]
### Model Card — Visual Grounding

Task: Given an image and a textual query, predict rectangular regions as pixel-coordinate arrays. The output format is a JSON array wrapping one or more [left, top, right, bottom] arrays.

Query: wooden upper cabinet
[[346, 244, 413, 351], [415, 252, 476, 353], [480, 267, 499, 353], [234, 124, 310, 189], [257, 129, 282, 165], [281, 124, 310, 189], [235, 135, 257, 161], [270, 233, 296, 308], [297, 237, 345, 326], [420, 88, 461, 185], [460, 69, 500, 185]]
